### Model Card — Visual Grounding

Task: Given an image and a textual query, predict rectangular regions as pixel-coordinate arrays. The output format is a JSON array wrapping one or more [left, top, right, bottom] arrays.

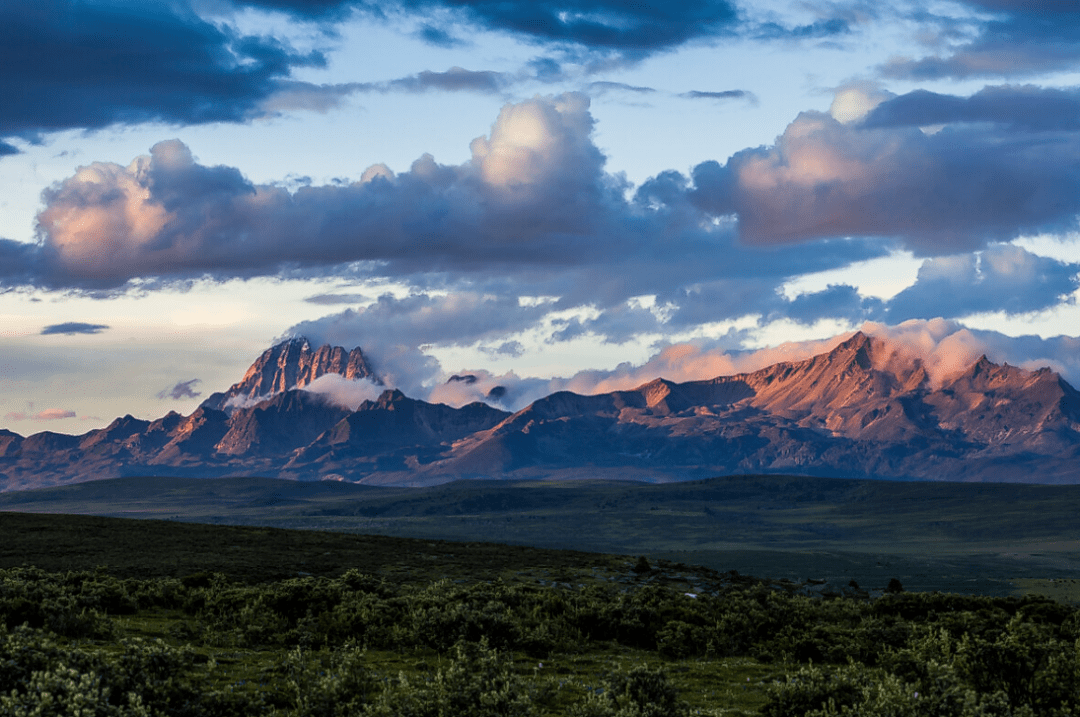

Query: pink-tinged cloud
[[4, 408, 77, 421], [683, 85, 1080, 253], [423, 319, 1080, 411], [29, 93, 617, 290]]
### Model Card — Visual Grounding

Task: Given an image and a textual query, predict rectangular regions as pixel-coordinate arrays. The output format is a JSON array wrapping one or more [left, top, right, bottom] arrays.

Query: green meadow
[[2, 474, 1080, 715]]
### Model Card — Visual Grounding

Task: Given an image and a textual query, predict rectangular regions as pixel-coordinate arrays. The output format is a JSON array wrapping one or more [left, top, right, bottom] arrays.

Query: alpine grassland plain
[[3, 506, 1080, 716]]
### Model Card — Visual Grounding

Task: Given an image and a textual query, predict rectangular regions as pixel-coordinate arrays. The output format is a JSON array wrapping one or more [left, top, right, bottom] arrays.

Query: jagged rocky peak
[[200, 337, 379, 412]]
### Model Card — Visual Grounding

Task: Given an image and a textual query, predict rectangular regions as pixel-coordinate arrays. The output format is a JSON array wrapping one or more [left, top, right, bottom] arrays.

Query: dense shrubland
[[1, 565, 1078, 715]]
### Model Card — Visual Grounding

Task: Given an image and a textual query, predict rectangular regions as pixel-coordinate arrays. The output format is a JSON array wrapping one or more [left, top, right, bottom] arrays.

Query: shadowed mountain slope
[[0, 332, 1078, 489]]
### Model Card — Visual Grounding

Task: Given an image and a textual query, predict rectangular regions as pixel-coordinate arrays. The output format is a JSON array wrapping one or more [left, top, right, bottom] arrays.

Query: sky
[[1, 0, 1079, 433]]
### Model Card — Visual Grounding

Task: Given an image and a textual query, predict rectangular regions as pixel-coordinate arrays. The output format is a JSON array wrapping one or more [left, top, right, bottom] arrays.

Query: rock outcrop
[[200, 337, 378, 412]]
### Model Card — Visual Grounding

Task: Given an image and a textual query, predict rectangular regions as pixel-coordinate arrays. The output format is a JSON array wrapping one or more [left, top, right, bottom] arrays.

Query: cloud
[[882, 2, 1080, 80], [27, 91, 876, 306], [681, 85, 1080, 253], [287, 292, 554, 395], [4, 408, 77, 421], [586, 81, 655, 95], [484, 340, 525, 358], [258, 81, 364, 114], [40, 322, 110, 335], [304, 292, 371, 305], [355, 67, 509, 94], [157, 379, 202, 400], [231, 0, 850, 58], [861, 85, 1080, 132], [427, 368, 546, 409], [680, 89, 756, 103], [390, 0, 741, 54], [415, 23, 466, 48], [16, 90, 1079, 345], [24, 94, 633, 290], [884, 244, 1080, 321], [0, 1, 331, 150], [441, 319, 1080, 409], [301, 373, 384, 409]]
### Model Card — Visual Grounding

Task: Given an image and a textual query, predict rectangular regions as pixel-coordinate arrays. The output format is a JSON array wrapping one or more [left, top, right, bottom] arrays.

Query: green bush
[[570, 665, 689, 717], [368, 639, 534, 717]]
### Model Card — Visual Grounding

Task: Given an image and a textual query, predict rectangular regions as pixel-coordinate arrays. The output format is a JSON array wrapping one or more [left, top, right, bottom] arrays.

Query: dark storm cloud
[[157, 379, 202, 400], [0, 0, 341, 152], [883, 1, 1080, 80], [40, 322, 110, 335]]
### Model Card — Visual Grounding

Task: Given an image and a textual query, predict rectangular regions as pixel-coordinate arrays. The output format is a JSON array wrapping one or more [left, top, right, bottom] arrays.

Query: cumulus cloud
[[40, 322, 110, 335], [23, 94, 632, 290], [25, 91, 874, 307], [0, 0, 332, 151], [4, 408, 77, 421], [157, 379, 202, 400], [14, 89, 1080, 346], [682, 85, 1080, 253]]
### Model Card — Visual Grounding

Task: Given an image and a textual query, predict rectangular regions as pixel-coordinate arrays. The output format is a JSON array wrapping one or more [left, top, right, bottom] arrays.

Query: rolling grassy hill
[[4, 473, 1080, 598]]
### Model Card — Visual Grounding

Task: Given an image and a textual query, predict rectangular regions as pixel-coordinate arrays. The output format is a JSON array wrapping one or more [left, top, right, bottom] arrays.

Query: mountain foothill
[[1, 332, 1078, 491]]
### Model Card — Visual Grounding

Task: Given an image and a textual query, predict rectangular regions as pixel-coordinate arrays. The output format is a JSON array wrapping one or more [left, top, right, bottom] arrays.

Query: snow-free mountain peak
[[200, 337, 379, 412], [1, 333, 1079, 489]]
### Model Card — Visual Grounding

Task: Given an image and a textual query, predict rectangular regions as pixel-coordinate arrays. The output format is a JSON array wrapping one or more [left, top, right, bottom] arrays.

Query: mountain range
[[1, 332, 1078, 491]]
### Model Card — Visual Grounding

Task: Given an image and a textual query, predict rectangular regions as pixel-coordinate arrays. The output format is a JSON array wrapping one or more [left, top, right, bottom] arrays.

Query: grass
[[4, 473, 1080, 597]]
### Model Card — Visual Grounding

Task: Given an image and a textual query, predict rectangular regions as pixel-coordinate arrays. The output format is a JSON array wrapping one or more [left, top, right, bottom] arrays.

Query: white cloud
[[301, 374, 385, 410]]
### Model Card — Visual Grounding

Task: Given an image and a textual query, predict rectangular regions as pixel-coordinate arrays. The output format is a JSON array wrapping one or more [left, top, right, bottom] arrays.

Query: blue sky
[[1, 0, 1079, 432]]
